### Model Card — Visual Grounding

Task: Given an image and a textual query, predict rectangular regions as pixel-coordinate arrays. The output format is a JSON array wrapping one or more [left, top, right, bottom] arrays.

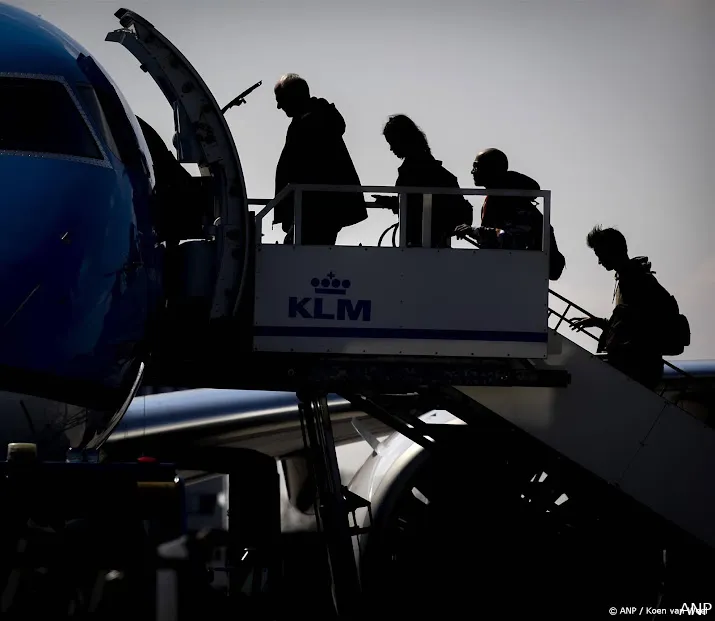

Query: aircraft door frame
[[106, 9, 251, 322]]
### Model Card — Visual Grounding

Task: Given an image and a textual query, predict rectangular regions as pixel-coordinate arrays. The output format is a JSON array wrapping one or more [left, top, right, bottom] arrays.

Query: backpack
[[637, 261, 691, 356], [434, 165, 473, 229], [445, 193, 474, 229], [501, 196, 565, 281], [659, 294, 691, 356]]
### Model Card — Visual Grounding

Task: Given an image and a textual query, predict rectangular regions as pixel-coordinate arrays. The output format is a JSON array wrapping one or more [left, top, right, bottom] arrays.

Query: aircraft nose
[[0, 154, 161, 416], [0, 187, 81, 332], [0, 158, 122, 368]]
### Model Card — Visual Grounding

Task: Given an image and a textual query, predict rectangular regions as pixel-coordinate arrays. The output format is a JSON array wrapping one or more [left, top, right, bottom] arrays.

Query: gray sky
[[8, 0, 715, 359]]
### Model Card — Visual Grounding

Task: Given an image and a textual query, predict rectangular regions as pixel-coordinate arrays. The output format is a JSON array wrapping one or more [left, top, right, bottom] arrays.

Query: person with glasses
[[454, 148, 565, 280]]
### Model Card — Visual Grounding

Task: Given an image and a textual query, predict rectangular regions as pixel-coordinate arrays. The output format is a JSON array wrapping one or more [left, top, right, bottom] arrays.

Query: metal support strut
[[297, 392, 362, 618]]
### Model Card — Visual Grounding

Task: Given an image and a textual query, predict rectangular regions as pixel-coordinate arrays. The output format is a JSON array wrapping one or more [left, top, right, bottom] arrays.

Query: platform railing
[[252, 183, 551, 252], [547, 288, 695, 397]]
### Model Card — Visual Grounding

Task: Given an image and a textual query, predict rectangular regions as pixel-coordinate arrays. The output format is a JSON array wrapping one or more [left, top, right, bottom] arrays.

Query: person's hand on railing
[[454, 225, 505, 249], [371, 195, 399, 214], [453, 224, 477, 240], [570, 316, 608, 332]]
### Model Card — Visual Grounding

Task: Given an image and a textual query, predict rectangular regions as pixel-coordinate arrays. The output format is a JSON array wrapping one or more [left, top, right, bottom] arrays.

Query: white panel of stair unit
[[455, 331, 670, 483], [253, 245, 549, 358], [456, 330, 715, 548], [619, 403, 715, 549]]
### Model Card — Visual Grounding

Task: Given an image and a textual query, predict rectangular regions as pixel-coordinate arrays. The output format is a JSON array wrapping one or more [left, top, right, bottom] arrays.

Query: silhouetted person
[[571, 226, 666, 390], [272, 74, 367, 245], [454, 148, 565, 279], [374, 115, 472, 248]]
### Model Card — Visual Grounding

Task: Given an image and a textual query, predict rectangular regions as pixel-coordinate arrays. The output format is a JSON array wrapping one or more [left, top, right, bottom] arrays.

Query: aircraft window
[[74, 83, 121, 160], [75, 53, 154, 186], [0, 77, 103, 160], [76, 56, 143, 170]]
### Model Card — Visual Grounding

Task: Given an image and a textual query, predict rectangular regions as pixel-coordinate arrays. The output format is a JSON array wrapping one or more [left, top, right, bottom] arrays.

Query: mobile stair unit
[[251, 185, 715, 608], [106, 10, 715, 618]]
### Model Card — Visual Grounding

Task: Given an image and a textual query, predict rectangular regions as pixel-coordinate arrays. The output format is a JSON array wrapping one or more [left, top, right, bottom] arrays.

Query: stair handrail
[[548, 289, 696, 395]]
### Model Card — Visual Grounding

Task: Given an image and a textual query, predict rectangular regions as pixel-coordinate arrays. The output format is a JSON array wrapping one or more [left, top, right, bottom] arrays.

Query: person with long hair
[[374, 114, 472, 248]]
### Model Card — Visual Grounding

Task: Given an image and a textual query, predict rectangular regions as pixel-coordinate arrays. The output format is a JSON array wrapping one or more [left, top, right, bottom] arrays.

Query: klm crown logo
[[311, 272, 351, 295], [289, 271, 371, 322]]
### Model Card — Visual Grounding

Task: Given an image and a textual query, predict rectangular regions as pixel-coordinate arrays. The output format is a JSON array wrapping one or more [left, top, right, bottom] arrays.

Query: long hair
[[382, 114, 431, 155]]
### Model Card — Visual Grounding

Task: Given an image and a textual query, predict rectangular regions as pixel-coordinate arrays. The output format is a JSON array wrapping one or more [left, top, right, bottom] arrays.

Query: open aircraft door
[[106, 9, 251, 356]]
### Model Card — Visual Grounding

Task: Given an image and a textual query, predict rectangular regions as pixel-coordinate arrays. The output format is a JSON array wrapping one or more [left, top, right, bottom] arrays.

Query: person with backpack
[[453, 148, 566, 281], [373, 114, 473, 248], [571, 225, 690, 390]]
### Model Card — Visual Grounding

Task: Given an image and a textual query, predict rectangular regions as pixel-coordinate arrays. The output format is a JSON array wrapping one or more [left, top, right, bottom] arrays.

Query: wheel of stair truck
[[357, 431, 682, 618]]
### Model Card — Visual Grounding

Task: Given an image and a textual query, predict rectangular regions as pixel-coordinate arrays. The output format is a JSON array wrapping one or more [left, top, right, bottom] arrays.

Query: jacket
[[273, 97, 367, 233], [396, 154, 472, 248]]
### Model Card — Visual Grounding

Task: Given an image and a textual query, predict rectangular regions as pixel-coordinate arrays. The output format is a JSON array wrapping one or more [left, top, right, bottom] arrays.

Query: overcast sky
[[8, 0, 715, 359]]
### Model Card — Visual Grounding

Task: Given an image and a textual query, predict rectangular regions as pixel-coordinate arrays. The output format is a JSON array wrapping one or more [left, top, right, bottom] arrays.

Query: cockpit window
[[74, 83, 121, 159], [0, 76, 104, 160]]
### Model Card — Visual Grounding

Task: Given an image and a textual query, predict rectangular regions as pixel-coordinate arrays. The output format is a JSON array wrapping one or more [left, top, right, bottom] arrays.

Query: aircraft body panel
[[106, 389, 393, 460], [662, 359, 715, 378], [116, 390, 334, 434], [0, 159, 148, 376], [0, 4, 97, 78]]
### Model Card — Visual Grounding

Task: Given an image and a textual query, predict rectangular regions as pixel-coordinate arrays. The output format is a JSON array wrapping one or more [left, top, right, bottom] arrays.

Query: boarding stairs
[[251, 183, 715, 546], [105, 12, 715, 616], [341, 289, 715, 616], [345, 285, 715, 548]]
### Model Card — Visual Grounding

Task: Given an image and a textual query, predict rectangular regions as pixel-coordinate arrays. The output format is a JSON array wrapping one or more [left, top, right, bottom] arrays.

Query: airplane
[[1, 3, 714, 618]]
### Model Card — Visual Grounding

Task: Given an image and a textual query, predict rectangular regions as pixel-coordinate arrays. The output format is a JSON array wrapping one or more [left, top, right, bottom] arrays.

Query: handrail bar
[[549, 288, 600, 320], [249, 197, 393, 209], [253, 183, 551, 250], [258, 184, 550, 198], [254, 184, 549, 221], [548, 289, 696, 386]]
